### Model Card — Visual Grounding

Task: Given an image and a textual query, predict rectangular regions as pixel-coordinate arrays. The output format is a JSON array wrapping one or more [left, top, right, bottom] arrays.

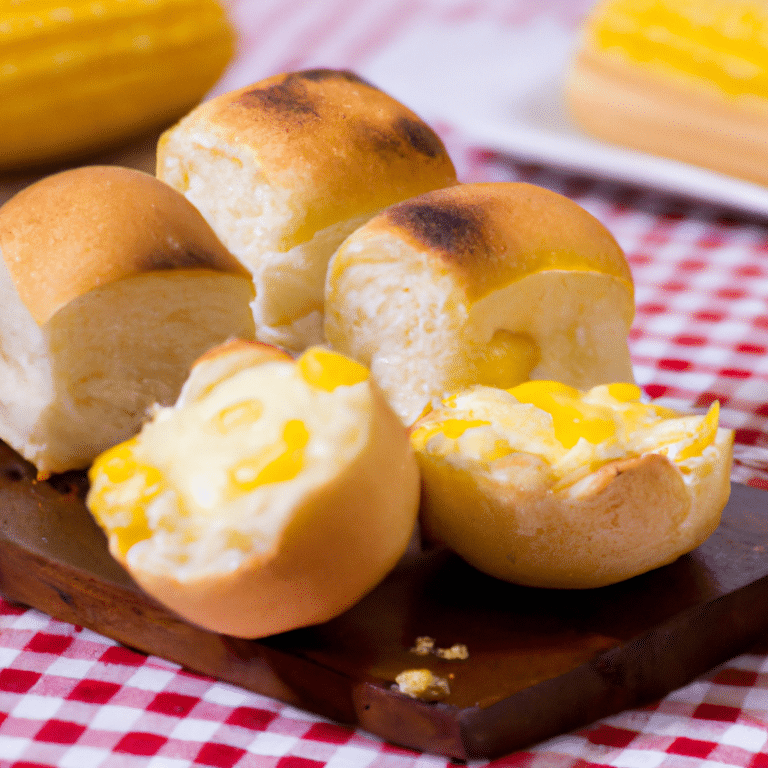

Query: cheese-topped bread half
[[156, 68, 458, 352], [0, 165, 255, 476], [324, 181, 636, 426], [411, 381, 734, 588], [87, 340, 421, 638]]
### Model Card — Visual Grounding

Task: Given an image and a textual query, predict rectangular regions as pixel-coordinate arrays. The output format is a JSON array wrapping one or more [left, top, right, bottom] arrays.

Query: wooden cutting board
[[1, 437, 768, 761]]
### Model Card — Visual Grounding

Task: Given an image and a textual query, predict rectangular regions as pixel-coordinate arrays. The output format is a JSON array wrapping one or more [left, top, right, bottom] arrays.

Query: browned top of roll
[[159, 69, 458, 246], [0, 165, 249, 325], [357, 181, 634, 303]]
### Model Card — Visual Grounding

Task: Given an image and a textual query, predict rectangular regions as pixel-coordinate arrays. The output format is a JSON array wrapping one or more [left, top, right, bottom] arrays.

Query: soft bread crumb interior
[[326, 237, 466, 425], [14, 270, 255, 473], [92, 359, 370, 580], [325, 237, 635, 426], [467, 271, 635, 387], [159, 131, 372, 351], [158, 135, 295, 259], [0, 250, 54, 459]]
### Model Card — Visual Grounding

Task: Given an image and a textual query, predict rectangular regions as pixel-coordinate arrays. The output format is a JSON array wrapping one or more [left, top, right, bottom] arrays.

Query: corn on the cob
[[0, 0, 235, 171]]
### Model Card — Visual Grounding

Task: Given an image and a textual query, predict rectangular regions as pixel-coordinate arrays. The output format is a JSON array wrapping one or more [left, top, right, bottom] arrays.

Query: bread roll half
[[325, 182, 636, 426], [156, 68, 458, 352], [410, 381, 734, 589], [0, 166, 256, 476], [86, 341, 420, 638]]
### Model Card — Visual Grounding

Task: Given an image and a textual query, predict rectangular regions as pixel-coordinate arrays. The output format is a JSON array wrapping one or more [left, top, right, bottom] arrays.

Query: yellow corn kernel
[[110, 509, 153, 557], [229, 420, 310, 492], [590, 0, 768, 98], [88, 438, 164, 555], [0, 0, 235, 170], [676, 401, 720, 460], [466, 330, 539, 390], [441, 418, 492, 439], [509, 380, 580, 402], [212, 399, 264, 434], [92, 438, 140, 484], [605, 382, 643, 402], [297, 347, 370, 391], [410, 418, 487, 450]]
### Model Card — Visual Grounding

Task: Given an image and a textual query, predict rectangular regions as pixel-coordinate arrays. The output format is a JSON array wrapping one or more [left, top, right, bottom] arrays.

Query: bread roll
[[0, 166, 256, 476], [410, 381, 734, 589], [566, 0, 768, 185], [324, 182, 635, 426], [86, 341, 420, 638], [156, 68, 458, 352]]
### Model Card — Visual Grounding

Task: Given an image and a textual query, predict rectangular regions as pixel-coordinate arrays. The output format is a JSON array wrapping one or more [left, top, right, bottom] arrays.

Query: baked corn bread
[[325, 182, 635, 426], [87, 340, 420, 638], [411, 381, 734, 588], [157, 68, 458, 352], [0, 166, 255, 476]]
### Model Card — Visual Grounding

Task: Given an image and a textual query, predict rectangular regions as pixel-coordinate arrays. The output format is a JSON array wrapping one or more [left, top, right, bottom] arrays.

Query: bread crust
[[0, 165, 248, 325], [157, 68, 458, 250], [360, 182, 634, 304], [415, 423, 734, 589]]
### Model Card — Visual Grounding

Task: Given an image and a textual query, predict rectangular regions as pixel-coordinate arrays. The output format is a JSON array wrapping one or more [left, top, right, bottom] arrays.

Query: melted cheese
[[88, 347, 370, 565], [411, 381, 722, 488]]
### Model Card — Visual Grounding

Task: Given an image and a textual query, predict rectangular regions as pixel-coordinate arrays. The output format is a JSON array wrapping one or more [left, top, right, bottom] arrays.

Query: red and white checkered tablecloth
[[2, 1, 768, 766]]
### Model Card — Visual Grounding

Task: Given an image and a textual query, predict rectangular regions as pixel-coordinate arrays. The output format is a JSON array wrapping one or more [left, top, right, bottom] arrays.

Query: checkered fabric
[[2, 0, 768, 766]]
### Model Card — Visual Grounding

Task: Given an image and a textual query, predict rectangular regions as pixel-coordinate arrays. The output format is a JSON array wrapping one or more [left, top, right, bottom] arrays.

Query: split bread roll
[[86, 340, 421, 638], [156, 68, 458, 352], [566, 0, 768, 186], [410, 381, 734, 589], [0, 165, 256, 476], [325, 181, 636, 426]]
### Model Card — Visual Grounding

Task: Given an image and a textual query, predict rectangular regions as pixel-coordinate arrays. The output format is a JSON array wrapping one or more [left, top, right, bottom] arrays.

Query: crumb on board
[[410, 636, 435, 655], [409, 636, 469, 660], [435, 643, 469, 660], [394, 669, 451, 701]]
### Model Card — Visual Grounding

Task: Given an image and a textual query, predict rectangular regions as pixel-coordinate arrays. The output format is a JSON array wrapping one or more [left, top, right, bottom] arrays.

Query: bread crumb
[[409, 636, 468, 660], [394, 669, 450, 701], [435, 643, 469, 660], [410, 636, 435, 655]]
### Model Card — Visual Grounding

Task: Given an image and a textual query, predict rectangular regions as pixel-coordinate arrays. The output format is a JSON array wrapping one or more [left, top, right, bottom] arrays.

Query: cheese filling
[[410, 381, 722, 489], [87, 347, 371, 575]]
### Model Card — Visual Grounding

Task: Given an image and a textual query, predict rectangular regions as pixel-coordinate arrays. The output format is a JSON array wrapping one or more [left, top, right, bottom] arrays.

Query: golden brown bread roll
[[410, 381, 734, 589], [86, 341, 420, 638], [156, 68, 458, 352], [566, 0, 768, 185], [0, 165, 256, 476], [324, 181, 636, 426]]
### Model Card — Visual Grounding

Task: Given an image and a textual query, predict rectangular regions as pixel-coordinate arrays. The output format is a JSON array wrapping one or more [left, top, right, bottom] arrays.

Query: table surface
[[2, 1, 768, 766]]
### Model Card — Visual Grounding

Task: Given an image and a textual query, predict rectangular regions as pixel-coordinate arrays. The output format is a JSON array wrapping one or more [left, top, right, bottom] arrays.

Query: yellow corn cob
[[1, 0, 235, 170], [587, 0, 768, 99]]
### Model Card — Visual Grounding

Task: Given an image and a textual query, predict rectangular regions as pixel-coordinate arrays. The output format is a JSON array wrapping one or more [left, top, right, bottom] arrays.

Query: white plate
[[359, 8, 768, 218]]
